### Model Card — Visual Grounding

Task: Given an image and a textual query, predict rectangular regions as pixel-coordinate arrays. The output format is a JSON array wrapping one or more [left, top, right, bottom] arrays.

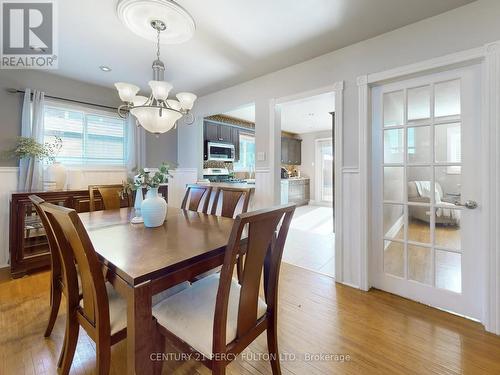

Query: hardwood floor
[[1, 264, 500, 374]]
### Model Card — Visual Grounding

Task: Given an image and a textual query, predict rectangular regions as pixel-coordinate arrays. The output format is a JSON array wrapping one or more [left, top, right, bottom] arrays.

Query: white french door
[[370, 65, 483, 320]]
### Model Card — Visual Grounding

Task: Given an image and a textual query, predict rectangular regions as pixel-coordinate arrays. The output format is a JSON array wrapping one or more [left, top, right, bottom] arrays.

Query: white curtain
[[18, 89, 45, 191], [126, 115, 146, 175]]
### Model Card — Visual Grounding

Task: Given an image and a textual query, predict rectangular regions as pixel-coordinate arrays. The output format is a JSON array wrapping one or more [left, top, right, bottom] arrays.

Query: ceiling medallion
[[117, 0, 195, 44], [115, 0, 197, 134]]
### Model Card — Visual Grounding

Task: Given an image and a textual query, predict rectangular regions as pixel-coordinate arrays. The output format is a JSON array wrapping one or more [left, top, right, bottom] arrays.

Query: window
[[233, 133, 255, 172], [43, 102, 128, 166]]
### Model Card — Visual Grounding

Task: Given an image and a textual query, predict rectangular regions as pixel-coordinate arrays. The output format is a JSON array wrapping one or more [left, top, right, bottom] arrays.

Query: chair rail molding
[[358, 40, 500, 334]]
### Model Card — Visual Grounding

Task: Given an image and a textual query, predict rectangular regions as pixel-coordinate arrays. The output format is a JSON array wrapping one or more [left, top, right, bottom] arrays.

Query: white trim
[[333, 82, 344, 282], [484, 41, 500, 334], [0, 167, 19, 173], [358, 74, 370, 291], [342, 167, 360, 174], [358, 41, 500, 333]]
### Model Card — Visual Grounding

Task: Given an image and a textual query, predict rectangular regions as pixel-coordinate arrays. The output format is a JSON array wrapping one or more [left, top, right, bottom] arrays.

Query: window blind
[[43, 104, 127, 166]]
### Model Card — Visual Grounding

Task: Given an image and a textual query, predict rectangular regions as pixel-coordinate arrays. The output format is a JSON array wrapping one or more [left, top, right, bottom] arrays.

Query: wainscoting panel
[[65, 168, 128, 190], [0, 168, 19, 267], [254, 168, 274, 210], [167, 168, 198, 208], [341, 169, 361, 288]]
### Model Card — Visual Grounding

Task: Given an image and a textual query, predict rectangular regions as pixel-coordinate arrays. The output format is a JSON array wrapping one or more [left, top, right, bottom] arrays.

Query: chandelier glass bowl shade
[[115, 1, 197, 134]]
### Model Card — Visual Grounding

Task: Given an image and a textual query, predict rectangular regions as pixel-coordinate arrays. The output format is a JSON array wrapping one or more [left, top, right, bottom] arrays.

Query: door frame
[[358, 41, 500, 334], [274, 81, 344, 280], [314, 137, 334, 206]]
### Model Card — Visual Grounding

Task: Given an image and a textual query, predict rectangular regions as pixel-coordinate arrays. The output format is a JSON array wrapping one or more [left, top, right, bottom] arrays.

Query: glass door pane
[[382, 79, 464, 293]]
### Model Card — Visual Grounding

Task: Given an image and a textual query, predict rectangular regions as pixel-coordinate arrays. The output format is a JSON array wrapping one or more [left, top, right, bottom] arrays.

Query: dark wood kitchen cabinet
[[9, 187, 167, 278], [232, 127, 240, 161], [204, 120, 232, 143], [281, 137, 302, 165], [204, 121, 219, 142]]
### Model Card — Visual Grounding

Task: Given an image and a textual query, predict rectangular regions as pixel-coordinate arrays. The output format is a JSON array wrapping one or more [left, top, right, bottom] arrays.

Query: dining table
[[79, 207, 236, 375]]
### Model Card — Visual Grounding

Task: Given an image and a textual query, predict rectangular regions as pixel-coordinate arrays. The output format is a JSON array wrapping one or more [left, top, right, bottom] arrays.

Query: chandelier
[[115, 18, 197, 134]]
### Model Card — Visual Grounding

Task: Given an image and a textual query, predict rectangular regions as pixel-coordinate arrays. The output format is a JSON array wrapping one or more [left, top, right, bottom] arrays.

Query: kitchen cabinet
[[281, 178, 309, 206], [232, 127, 240, 161], [204, 121, 219, 142], [281, 137, 302, 165], [204, 120, 233, 143]]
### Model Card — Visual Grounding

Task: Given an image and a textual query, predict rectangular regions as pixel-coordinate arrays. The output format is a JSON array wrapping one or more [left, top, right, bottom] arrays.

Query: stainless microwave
[[207, 142, 235, 161]]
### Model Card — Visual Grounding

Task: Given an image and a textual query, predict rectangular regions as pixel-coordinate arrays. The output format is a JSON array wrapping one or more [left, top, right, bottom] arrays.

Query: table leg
[[126, 280, 153, 375]]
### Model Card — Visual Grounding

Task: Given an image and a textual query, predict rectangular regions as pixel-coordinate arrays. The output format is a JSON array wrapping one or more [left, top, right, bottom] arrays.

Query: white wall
[[176, 0, 500, 288]]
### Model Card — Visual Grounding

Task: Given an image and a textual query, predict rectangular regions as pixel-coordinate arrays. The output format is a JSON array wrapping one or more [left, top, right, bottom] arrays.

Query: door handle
[[454, 200, 478, 209]]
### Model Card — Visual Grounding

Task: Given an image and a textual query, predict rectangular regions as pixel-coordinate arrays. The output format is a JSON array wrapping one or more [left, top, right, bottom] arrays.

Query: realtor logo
[[1, 0, 58, 69]]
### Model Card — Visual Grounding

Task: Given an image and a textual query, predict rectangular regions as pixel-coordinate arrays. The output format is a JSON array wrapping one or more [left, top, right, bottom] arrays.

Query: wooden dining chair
[[29, 195, 66, 340], [34, 197, 186, 375], [152, 203, 296, 375], [210, 186, 252, 218], [181, 184, 213, 213], [88, 184, 129, 212]]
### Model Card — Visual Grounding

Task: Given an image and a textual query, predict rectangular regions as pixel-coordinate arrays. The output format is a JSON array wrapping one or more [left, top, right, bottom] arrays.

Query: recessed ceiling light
[[99, 65, 112, 72]]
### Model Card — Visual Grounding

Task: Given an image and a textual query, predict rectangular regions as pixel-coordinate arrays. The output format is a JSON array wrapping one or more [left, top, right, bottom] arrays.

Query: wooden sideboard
[[9, 186, 167, 278]]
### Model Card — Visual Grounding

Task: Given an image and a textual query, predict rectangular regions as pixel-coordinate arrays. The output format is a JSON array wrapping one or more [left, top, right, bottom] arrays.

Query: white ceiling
[[280, 92, 335, 134], [222, 93, 335, 134], [54, 0, 475, 96]]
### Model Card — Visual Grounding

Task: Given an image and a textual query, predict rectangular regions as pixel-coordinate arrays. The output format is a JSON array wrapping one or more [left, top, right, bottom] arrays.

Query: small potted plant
[[3, 136, 63, 190], [124, 162, 174, 227]]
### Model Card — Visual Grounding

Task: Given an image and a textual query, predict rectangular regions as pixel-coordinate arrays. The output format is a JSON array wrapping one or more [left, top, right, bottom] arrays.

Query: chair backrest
[[36, 200, 110, 334], [29, 195, 62, 283], [88, 184, 128, 212], [213, 203, 295, 354], [210, 187, 252, 218], [181, 184, 212, 213]]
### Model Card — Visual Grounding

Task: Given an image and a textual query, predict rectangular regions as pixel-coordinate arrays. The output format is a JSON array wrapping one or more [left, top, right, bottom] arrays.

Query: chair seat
[[152, 274, 267, 358], [80, 281, 190, 335]]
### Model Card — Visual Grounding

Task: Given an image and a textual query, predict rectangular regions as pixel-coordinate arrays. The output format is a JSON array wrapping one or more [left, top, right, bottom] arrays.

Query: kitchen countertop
[[197, 182, 256, 190], [281, 177, 309, 181]]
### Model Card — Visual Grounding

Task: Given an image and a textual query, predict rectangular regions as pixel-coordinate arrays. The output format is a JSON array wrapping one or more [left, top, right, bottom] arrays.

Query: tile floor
[[282, 205, 335, 277]]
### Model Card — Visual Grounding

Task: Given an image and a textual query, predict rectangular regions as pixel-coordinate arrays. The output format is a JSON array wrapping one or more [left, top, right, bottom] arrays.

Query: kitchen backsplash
[[203, 160, 234, 171], [282, 164, 300, 177]]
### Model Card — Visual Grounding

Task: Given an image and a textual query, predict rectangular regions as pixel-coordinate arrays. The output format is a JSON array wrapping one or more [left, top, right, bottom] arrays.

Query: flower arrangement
[[123, 162, 175, 193], [4, 136, 62, 162]]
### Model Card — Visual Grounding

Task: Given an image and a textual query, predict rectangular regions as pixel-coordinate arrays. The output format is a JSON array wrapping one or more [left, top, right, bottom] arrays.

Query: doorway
[[276, 92, 335, 277], [370, 65, 483, 320]]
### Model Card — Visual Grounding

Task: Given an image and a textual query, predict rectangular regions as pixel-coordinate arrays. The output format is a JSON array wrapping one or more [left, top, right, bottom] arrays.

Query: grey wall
[[299, 130, 332, 201], [145, 129, 178, 168], [0, 69, 178, 167]]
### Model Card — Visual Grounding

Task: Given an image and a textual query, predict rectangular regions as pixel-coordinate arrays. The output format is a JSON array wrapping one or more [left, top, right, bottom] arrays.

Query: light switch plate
[[257, 151, 266, 161]]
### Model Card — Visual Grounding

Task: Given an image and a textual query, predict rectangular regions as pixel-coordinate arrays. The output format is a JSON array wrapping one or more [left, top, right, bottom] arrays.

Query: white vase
[[45, 162, 67, 190], [141, 187, 167, 228]]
